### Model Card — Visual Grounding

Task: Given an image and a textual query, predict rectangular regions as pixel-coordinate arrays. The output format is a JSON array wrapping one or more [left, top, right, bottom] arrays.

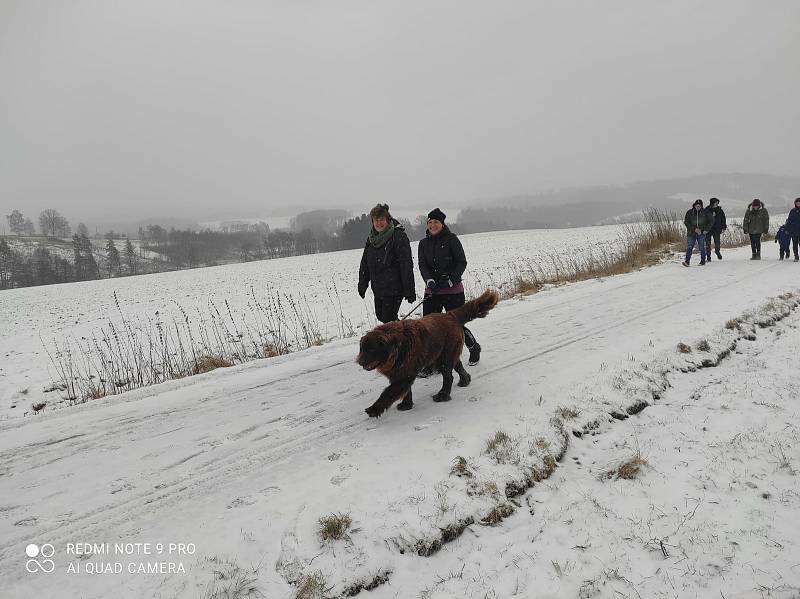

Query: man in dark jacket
[[705, 197, 727, 261], [418, 208, 481, 367], [785, 197, 800, 262], [682, 199, 712, 267], [358, 204, 416, 323]]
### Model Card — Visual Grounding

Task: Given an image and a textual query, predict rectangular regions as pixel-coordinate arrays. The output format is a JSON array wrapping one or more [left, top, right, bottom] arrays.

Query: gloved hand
[[694, 228, 701, 234], [426, 279, 436, 290], [406, 292, 416, 303], [437, 274, 453, 288], [358, 284, 367, 299]]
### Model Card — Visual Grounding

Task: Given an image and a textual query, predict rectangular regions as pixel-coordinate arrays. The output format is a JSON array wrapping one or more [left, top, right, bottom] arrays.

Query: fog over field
[[1, 1, 799, 228]]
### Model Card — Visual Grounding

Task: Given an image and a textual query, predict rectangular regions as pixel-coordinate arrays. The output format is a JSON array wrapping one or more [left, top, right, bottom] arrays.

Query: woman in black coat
[[417, 208, 481, 366], [358, 204, 416, 323]]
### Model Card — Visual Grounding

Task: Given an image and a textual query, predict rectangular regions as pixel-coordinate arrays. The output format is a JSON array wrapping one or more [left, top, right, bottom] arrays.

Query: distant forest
[[0, 208, 431, 289]]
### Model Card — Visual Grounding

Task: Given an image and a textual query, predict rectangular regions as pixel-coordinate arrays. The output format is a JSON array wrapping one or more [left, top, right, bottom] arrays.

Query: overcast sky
[[1, 0, 798, 224]]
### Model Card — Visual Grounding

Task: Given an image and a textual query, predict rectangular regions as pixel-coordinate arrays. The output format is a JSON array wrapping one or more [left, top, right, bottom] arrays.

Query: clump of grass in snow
[[677, 342, 692, 353], [696, 339, 711, 352], [725, 318, 741, 330], [450, 456, 473, 478], [317, 513, 352, 542], [294, 571, 330, 599], [484, 430, 519, 464], [480, 502, 514, 525], [605, 452, 649, 480], [192, 354, 234, 374], [555, 405, 580, 420], [202, 557, 265, 599], [31, 402, 46, 414]]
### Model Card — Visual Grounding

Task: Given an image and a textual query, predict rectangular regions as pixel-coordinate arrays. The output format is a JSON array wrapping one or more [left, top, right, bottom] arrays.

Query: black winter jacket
[[417, 226, 467, 285], [786, 207, 800, 236], [707, 206, 726, 233], [684, 208, 712, 234], [358, 222, 415, 299]]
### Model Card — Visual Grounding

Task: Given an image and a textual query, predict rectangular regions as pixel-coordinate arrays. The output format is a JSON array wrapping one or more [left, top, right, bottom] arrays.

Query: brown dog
[[357, 289, 499, 417]]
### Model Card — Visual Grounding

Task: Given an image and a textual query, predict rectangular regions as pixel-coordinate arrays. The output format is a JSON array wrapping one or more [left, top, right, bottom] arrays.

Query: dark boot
[[468, 342, 481, 366], [716, 251, 722, 260]]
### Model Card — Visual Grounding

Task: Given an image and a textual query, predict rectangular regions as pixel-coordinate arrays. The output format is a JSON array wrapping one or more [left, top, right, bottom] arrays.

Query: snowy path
[[1, 247, 798, 598]]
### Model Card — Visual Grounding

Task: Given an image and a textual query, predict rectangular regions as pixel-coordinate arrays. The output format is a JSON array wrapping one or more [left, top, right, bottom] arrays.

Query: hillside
[[1, 246, 799, 598], [458, 173, 800, 231]]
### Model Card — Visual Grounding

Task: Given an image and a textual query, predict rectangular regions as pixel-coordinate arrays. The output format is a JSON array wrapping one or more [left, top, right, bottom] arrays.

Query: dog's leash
[[401, 297, 426, 320]]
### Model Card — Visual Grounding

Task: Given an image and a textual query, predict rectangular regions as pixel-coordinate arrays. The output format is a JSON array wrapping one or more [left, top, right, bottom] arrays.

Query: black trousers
[[749, 233, 762, 255], [422, 292, 477, 348], [374, 295, 403, 323], [705, 230, 721, 255], [792, 234, 800, 259]]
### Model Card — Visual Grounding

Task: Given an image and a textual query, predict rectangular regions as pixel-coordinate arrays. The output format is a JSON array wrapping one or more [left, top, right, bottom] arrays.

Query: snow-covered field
[[1, 242, 799, 599], [1, 225, 630, 418]]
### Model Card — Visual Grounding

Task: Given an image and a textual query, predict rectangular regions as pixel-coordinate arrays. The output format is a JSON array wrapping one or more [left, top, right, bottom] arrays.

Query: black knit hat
[[709, 197, 720, 206], [693, 199, 703, 208], [427, 208, 446, 223], [752, 198, 761, 207]]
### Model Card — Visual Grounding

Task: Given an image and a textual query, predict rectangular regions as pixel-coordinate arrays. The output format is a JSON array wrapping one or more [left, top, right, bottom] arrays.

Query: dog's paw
[[432, 392, 452, 403], [365, 404, 384, 418], [457, 373, 471, 387]]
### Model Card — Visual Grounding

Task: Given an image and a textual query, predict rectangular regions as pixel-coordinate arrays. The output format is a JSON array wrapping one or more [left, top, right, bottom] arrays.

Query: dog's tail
[[449, 289, 500, 325]]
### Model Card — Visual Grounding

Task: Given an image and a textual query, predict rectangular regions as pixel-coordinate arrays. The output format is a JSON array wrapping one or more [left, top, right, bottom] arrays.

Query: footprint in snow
[[110, 479, 135, 494], [414, 416, 445, 431], [227, 496, 257, 509], [259, 486, 281, 496]]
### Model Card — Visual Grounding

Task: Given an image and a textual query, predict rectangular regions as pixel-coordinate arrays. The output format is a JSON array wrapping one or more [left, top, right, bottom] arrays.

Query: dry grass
[[450, 456, 473, 478], [480, 502, 514, 525], [502, 208, 684, 299], [294, 571, 330, 599], [31, 402, 46, 414], [317, 513, 352, 542], [696, 339, 711, 352], [555, 406, 580, 421], [42, 285, 350, 409], [725, 318, 741, 330], [192, 354, 234, 374], [484, 430, 519, 464], [606, 453, 649, 480], [677, 342, 692, 354], [202, 556, 265, 599]]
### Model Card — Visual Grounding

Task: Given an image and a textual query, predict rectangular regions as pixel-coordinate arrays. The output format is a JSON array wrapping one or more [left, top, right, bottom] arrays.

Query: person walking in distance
[[743, 199, 770, 260], [358, 204, 416, 323], [705, 197, 727, 261], [682, 199, 711, 267], [417, 208, 481, 373], [785, 197, 800, 262]]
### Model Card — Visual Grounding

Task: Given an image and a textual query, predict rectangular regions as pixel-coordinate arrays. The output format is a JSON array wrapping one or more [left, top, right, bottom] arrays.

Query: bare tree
[[77, 222, 89, 237], [124, 239, 137, 275], [6, 210, 25, 235], [39, 209, 70, 237]]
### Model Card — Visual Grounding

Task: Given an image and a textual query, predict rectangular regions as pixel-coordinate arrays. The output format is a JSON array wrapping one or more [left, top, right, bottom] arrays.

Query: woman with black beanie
[[417, 208, 481, 370]]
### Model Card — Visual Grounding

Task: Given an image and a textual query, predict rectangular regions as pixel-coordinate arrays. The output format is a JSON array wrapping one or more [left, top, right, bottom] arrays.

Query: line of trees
[[0, 209, 434, 289]]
